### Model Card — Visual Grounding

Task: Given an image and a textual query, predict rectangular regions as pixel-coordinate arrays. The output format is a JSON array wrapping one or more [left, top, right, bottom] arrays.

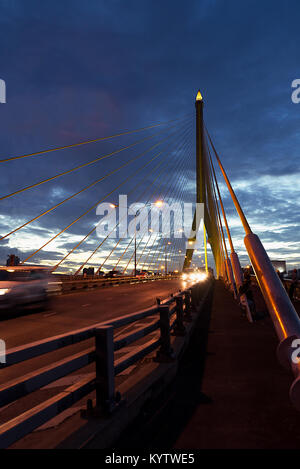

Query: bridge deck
[[116, 280, 300, 449], [173, 280, 300, 449], [7, 280, 300, 449]]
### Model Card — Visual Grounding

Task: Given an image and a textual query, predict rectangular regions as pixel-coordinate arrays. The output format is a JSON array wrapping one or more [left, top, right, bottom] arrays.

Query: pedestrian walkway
[[116, 280, 300, 449], [174, 281, 300, 449]]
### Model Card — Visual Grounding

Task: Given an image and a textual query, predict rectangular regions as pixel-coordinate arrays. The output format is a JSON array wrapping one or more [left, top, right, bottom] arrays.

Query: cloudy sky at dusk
[[0, 0, 299, 273]]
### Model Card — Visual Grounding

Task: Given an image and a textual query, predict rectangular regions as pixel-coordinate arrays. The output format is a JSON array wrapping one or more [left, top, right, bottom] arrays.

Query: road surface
[[0, 279, 182, 349], [0, 278, 182, 432]]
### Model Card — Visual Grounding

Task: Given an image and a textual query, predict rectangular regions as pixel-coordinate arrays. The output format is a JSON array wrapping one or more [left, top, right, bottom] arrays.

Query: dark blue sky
[[0, 0, 299, 272]]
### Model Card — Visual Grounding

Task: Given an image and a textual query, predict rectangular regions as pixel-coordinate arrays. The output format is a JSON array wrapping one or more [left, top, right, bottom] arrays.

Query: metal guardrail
[[51, 274, 180, 294], [249, 273, 300, 409], [0, 279, 210, 448]]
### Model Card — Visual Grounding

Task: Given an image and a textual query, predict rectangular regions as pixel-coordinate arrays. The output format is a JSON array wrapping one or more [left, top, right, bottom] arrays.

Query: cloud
[[0, 0, 299, 271]]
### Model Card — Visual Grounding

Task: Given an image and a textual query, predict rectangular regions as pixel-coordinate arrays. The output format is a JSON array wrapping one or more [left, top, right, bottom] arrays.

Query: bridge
[[0, 91, 299, 449]]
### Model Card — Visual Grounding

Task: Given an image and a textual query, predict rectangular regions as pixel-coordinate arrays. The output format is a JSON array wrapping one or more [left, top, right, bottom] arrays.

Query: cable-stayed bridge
[[0, 91, 299, 449]]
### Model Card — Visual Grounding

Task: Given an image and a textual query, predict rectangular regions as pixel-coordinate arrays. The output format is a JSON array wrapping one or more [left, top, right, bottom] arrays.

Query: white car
[[0, 266, 52, 312]]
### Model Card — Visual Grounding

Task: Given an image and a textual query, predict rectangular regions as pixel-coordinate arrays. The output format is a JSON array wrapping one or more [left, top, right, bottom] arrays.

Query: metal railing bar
[[0, 347, 95, 407], [0, 373, 95, 449], [114, 320, 160, 351], [114, 338, 160, 376]]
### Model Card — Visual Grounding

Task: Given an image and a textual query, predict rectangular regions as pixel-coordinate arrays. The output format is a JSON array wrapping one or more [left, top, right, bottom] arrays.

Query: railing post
[[95, 326, 116, 414], [173, 295, 186, 336], [184, 290, 192, 322], [190, 286, 198, 312], [155, 305, 174, 362], [196, 283, 202, 304]]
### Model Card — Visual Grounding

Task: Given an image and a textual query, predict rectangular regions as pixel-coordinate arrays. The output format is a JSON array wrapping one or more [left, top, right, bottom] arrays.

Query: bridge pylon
[[183, 91, 222, 277]]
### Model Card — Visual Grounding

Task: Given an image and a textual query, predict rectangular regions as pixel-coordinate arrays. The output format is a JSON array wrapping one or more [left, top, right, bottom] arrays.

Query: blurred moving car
[[0, 266, 53, 312], [181, 267, 207, 283], [135, 270, 150, 278], [104, 270, 122, 278]]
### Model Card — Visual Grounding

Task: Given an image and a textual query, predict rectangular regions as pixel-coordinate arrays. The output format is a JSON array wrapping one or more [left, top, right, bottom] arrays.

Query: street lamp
[[108, 200, 164, 276], [165, 241, 172, 274], [134, 200, 164, 276]]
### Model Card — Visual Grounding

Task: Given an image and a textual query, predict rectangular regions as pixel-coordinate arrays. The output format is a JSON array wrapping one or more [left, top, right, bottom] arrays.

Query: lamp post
[[109, 199, 165, 277], [134, 221, 137, 277], [133, 207, 142, 277], [165, 241, 172, 274]]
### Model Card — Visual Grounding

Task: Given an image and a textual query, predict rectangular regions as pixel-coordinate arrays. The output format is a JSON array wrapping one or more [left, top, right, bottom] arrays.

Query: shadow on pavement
[[115, 282, 215, 449]]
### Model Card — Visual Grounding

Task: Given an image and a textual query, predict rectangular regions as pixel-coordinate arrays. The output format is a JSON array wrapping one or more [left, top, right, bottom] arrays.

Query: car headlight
[[0, 289, 10, 296], [182, 273, 187, 280]]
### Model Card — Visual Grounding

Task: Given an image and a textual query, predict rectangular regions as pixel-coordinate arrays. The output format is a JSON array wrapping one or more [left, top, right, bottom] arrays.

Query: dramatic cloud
[[0, 0, 299, 272]]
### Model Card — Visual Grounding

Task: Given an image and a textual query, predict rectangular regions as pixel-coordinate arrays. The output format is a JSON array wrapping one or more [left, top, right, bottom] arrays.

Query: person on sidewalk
[[289, 269, 298, 302], [239, 270, 257, 318]]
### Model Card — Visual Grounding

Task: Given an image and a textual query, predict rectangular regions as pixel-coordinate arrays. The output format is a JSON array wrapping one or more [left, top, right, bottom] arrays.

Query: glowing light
[[110, 204, 116, 209], [155, 200, 163, 208], [196, 90, 203, 101]]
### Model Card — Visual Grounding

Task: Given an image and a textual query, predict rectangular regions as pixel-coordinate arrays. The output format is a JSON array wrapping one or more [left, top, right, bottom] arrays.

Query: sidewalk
[[174, 281, 300, 449], [116, 280, 300, 449]]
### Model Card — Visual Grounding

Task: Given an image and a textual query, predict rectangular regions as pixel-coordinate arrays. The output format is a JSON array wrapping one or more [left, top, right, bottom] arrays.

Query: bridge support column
[[183, 90, 204, 271], [230, 251, 243, 288], [225, 257, 236, 298]]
